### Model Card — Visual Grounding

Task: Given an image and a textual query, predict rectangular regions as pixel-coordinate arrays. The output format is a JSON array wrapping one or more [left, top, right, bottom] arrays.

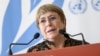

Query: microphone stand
[[9, 33, 40, 55], [9, 38, 35, 55], [69, 33, 86, 45], [59, 29, 86, 45]]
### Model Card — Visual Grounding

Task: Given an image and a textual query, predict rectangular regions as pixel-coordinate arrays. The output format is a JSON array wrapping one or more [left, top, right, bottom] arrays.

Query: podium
[[10, 43, 100, 56]]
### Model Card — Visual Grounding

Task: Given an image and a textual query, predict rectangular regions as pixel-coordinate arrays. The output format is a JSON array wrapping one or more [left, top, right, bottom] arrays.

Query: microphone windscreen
[[59, 29, 65, 34], [34, 33, 40, 39]]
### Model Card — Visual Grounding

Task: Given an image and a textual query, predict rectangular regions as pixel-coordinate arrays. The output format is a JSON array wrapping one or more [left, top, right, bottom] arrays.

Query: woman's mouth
[[47, 29, 56, 33]]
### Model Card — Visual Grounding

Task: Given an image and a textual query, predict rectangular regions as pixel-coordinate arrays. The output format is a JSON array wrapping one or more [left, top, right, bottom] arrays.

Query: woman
[[27, 4, 89, 52]]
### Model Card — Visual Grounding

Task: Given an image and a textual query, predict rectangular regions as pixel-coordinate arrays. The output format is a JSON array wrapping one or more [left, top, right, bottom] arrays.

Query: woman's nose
[[46, 20, 52, 26]]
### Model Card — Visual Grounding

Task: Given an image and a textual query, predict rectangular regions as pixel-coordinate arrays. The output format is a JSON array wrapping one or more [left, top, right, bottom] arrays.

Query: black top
[[27, 38, 89, 52]]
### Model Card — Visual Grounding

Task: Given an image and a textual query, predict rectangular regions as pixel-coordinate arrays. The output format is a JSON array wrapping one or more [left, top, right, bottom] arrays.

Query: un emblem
[[91, 0, 100, 11], [68, 0, 87, 14]]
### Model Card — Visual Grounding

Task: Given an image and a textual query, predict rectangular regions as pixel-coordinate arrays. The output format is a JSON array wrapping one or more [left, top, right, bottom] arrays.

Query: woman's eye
[[40, 19, 46, 23], [50, 16, 56, 21]]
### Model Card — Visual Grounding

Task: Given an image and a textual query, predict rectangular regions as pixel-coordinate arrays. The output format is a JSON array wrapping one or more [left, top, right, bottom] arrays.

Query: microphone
[[59, 29, 86, 45], [59, 29, 70, 39], [9, 32, 40, 55]]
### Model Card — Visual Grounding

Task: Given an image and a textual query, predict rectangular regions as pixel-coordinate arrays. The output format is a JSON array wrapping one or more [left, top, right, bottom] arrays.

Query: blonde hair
[[36, 4, 66, 30]]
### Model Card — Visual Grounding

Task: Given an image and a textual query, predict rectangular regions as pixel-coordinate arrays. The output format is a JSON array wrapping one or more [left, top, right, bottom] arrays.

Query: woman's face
[[38, 12, 65, 40]]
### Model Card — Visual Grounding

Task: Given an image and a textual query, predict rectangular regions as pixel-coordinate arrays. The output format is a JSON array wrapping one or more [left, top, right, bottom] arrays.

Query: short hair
[[36, 4, 66, 30]]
